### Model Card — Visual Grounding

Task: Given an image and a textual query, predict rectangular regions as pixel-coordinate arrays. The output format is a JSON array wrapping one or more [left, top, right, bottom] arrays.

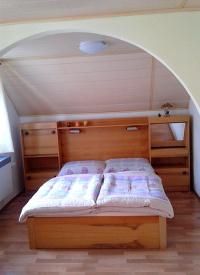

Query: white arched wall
[[0, 12, 200, 112]]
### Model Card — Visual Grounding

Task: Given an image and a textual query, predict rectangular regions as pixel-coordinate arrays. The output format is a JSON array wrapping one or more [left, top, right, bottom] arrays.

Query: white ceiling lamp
[[79, 41, 107, 54]]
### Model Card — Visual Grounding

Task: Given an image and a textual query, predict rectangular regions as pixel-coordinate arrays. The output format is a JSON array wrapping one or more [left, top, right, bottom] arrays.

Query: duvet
[[19, 173, 103, 222], [96, 171, 174, 218], [19, 171, 174, 222]]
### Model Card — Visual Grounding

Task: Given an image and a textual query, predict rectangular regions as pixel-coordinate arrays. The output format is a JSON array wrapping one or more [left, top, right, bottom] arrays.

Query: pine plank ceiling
[[1, 33, 189, 116], [0, 0, 199, 24]]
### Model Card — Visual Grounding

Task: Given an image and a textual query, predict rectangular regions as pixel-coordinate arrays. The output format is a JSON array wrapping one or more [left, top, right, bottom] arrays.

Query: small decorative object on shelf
[[75, 121, 80, 127], [66, 121, 71, 127], [83, 120, 88, 127], [161, 102, 173, 117]]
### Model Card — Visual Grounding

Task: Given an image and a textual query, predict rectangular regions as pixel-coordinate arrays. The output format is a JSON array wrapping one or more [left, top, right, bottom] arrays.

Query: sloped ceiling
[[0, 0, 199, 23], [3, 33, 140, 59], [1, 32, 189, 116]]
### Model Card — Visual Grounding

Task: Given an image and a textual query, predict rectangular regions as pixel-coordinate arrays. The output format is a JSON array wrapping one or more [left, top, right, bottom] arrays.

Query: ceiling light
[[79, 41, 107, 54]]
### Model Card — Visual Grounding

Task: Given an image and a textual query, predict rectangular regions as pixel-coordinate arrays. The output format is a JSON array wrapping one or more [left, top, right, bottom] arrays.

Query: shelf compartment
[[25, 170, 58, 190], [155, 167, 190, 192], [24, 156, 59, 173], [150, 148, 188, 158], [151, 156, 189, 169]]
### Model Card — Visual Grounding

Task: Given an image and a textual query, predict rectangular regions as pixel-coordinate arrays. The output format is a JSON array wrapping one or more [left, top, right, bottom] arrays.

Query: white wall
[[189, 100, 200, 196], [20, 108, 189, 123], [3, 91, 24, 202], [0, 161, 12, 209]]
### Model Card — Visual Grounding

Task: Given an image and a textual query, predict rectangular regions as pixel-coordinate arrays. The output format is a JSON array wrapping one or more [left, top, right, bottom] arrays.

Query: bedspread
[[97, 171, 174, 218], [19, 174, 103, 222]]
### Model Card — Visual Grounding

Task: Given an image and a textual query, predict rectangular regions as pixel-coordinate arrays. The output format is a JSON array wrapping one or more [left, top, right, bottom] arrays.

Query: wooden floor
[[0, 192, 200, 275]]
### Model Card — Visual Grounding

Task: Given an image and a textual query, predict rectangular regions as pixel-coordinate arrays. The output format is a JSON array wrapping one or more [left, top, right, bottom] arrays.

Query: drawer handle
[[27, 176, 31, 180], [24, 131, 29, 136], [51, 130, 56, 134], [182, 171, 187, 175]]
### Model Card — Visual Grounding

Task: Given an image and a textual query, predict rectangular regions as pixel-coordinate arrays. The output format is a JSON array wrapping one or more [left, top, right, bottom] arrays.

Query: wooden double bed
[[20, 117, 174, 249]]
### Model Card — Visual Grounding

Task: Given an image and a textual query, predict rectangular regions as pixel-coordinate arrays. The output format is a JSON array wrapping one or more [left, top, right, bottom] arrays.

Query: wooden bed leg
[[27, 218, 36, 249], [159, 217, 167, 249]]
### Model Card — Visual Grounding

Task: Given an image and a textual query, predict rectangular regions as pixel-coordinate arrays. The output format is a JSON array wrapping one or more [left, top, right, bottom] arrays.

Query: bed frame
[[27, 216, 166, 249], [24, 117, 168, 249]]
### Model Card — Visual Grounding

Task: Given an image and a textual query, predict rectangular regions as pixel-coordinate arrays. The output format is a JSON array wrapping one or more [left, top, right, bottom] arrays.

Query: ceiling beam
[[0, 7, 200, 26], [149, 57, 155, 111]]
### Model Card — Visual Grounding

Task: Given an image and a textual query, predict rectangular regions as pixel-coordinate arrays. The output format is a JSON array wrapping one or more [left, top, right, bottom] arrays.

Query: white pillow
[[104, 158, 154, 173], [58, 160, 105, 176]]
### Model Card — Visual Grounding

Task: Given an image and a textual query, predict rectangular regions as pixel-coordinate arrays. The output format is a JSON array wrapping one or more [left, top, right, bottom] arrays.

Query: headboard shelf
[[58, 117, 148, 129], [58, 125, 146, 130]]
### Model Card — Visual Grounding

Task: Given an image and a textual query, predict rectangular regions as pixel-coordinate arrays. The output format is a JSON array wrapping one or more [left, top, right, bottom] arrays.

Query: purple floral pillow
[[104, 158, 154, 174], [58, 160, 105, 176]]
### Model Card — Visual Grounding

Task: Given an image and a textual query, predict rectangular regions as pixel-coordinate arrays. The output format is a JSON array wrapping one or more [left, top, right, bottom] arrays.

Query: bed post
[[159, 217, 167, 249]]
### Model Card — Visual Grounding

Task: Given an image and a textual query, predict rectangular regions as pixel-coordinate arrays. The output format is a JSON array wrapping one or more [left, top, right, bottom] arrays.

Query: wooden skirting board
[[27, 216, 166, 249]]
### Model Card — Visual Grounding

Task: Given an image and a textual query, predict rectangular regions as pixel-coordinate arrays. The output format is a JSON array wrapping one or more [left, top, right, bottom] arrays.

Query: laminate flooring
[[0, 192, 200, 275]]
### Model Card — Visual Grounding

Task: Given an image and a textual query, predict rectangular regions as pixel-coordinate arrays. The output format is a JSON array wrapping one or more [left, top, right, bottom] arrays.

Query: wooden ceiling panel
[[185, 0, 200, 8], [2, 51, 189, 116]]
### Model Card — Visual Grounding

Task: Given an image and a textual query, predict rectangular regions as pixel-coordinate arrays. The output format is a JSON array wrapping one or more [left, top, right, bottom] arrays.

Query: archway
[[0, 12, 200, 112]]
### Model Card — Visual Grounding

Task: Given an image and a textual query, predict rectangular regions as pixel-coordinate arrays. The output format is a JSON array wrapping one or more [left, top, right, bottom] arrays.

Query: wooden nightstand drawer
[[25, 170, 57, 191], [155, 168, 190, 192]]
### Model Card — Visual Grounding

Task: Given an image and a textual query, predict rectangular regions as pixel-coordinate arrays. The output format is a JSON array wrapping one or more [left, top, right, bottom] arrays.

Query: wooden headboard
[[58, 117, 149, 164]]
